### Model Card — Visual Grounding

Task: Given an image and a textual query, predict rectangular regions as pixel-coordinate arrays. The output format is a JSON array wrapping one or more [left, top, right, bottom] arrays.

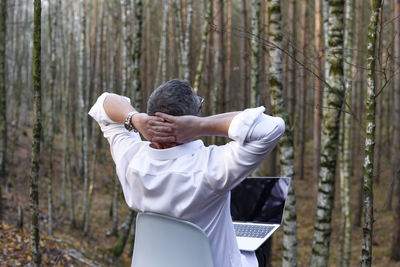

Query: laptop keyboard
[[234, 224, 274, 238]]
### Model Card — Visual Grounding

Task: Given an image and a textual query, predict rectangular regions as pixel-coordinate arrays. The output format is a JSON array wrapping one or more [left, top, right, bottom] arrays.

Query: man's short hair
[[147, 79, 201, 116]]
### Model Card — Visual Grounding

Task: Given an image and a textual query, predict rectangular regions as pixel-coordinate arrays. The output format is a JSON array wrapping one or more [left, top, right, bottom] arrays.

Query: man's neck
[[150, 142, 181, 149]]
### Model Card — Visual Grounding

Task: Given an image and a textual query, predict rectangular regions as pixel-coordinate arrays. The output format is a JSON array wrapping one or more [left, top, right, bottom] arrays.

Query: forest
[[0, 0, 399, 266]]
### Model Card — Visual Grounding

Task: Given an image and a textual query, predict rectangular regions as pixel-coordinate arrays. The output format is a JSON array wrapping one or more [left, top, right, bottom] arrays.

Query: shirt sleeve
[[205, 107, 285, 193], [88, 92, 142, 168]]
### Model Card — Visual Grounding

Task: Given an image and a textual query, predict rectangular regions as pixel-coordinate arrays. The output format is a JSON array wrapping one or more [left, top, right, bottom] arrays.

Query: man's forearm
[[197, 112, 240, 137], [153, 111, 241, 143], [103, 93, 137, 124]]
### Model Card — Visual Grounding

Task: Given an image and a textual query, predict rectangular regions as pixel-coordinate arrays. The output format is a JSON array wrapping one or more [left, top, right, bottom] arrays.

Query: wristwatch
[[124, 111, 139, 132]]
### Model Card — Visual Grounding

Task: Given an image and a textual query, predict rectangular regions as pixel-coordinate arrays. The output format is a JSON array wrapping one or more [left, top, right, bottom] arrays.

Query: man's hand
[[132, 113, 176, 143], [149, 111, 240, 144], [148, 113, 201, 144]]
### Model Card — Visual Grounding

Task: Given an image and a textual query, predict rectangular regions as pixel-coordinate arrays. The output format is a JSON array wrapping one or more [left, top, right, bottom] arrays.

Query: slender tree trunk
[[79, 0, 90, 232], [241, 0, 250, 109], [10, 0, 25, 167], [298, 0, 308, 180], [338, 0, 355, 265], [111, 176, 119, 235], [30, 0, 42, 265], [267, 1, 298, 266], [145, 1, 152, 93], [0, 0, 7, 221], [132, 0, 143, 109], [84, 0, 101, 235], [217, 0, 226, 114], [88, 0, 99, 117], [112, 0, 143, 251], [384, 0, 398, 211], [67, 22, 76, 227], [112, 209, 136, 257], [205, 0, 215, 117], [226, 0, 232, 110], [155, 1, 169, 87], [47, 0, 58, 236], [250, 0, 261, 107], [58, 0, 67, 207], [373, 8, 383, 185], [193, 0, 211, 92], [310, 0, 345, 265], [173, 0, 184, 78], [121, 0, 132, 96], [314, 0, 323, 182], [361, 1, 381, 266], [287, 0, 297, 123], [390, 0, 400, 261], [168, 0, 175, 79], [183, 0, 193, 81], [354, 0, 364, 226]]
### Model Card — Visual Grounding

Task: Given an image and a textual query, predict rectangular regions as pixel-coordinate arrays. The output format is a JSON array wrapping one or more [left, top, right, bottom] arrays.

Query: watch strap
[[124, 111, 139, 132]]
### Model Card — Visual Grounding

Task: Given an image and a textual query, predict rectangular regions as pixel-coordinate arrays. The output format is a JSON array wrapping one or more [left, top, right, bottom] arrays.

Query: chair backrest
[[132, 212, 214, 267]]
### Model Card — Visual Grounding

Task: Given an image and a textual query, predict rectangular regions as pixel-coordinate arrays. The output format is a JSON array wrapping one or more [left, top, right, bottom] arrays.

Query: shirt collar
[[145, 140, 204, 160]]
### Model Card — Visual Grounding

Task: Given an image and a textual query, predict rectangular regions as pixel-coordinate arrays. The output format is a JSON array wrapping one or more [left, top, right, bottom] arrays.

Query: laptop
[[230, 177, 290, 251]]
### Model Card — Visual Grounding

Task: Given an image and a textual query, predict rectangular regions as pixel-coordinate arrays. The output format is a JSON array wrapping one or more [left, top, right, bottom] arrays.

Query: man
[[89, 79, 284, 267]]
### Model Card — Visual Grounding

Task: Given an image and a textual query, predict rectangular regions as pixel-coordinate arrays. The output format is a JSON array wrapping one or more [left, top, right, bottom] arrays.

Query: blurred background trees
[[0, 0, 399, 266]]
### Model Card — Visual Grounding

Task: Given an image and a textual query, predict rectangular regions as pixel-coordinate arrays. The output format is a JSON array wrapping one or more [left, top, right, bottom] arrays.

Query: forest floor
[[1, 124, 400, 266]]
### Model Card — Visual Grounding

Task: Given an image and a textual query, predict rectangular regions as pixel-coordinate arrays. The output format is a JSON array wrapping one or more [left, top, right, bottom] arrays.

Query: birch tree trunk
[[226, 0, 232, 109], [79, 0, 90, 231], [287, 0, 297, 121], [183, 0, 193, 81], [361, 1, 381, 266], [111, 176, 119, 236], [132, 0, 143, 111], [374, 10, 383, 185], [298, 0, 308, 180], [112, 0, 143, 251], [58, 0, 67, 207], [250, 0, 261, 107], [31, 0, 42, 264], [339, 0, 355, 265], [121, 0, 132, 97], [84, 1, 101, 235], [66, 21, 76, 228], [173, 0, 183, 78], [155, 1, 169, 87], [0, 0, 6, 221], [310, 0, 345, 265], [217, 0, 226, 114], [193, 0, 211, 92], [205, 0, 215, 116], [241, 0, 250, 109], [391, 0, 400, 261], [47, 0, 58, 236], [313, 0, 323, 181], [354, 0, 364, 225], [112, 208, 136, 257], [267, 1, 298, 266]]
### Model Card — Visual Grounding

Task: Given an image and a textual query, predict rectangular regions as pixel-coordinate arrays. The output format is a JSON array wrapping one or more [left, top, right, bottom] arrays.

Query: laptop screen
[[230, 177, 290, 224]]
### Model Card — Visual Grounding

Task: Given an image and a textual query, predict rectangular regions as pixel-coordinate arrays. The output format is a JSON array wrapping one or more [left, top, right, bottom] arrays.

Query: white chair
[[131, 212, 214, 267]]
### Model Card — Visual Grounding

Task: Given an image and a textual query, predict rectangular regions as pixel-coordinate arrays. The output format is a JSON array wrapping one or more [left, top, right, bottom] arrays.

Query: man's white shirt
[[89, 92, 285, 267]]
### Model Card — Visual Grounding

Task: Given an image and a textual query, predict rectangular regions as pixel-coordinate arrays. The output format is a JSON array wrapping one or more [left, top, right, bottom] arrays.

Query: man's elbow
[[274, 117, 285, 139]]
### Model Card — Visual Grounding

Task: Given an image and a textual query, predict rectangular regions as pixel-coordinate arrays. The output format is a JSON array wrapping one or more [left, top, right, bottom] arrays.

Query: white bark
[[267, 1, 298, 266], [361, 1, 381, 266], [250, 0, 261, 107], [183, 0, 193, 81], [339, 0, 355, 265], [78, 0, 90, 231], [155, 0, 169, 87], [310, 0, 345, 265]]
